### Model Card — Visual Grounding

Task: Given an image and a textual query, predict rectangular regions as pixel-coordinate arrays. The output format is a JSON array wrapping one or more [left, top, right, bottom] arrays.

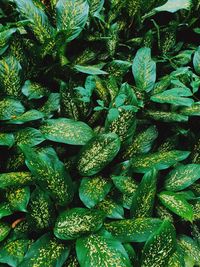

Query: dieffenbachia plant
[[0, 0, 200, 266]]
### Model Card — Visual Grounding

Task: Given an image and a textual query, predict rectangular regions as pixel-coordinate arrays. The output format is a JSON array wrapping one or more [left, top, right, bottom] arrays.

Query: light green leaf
[[8, 110, 44, 124], [0, 202, 13, 219], [158, 191, 194, 222], [131, 150, 190, 173], [193, 46, 200, 75], [74, 65, 108, 75], [20, 145, 73, 206], [141, 220, 176, 267], [0, 28, 16, 55], [0, 222, 11, 242], [40, 118, 94, 145], [22, 80, 49, 100], [180, 103, 200, 116], [76, 232, 132, 267], [132, 47, 156, 92], [0, 99, 25, 121], [77, 133, 121, 176], [146, 110, 188, 122], [54, 208, 105, 240], [105, 218, 162, 243], [0, 133, 14, 147], [19, 233, 69, 267], [14, 128, 45, 147], [88, 0, 104, 17], [79, 176, 112, 208], [6, 187, 30, 212], [0, 172, 33, 189], [155, 0, 192, 13], [131, 169, 157, 218], [164, 164, 200, 191], [56, 0, 89, 41]]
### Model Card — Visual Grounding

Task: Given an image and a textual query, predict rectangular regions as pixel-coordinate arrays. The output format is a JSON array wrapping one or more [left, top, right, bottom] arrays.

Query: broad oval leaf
[[0, 28, 16, 56], [0, 202, 13, 219], [193, 46, 200, 75], [6, 186, 30, 212], [0, 172, 33, 189], [14, 127, 45, 147], [158, 191, 194, 222], [77, 133, 121, 176], [8, 110, 44, 124], [96, 197, 124, 219], [0, 99, 25, 121], [79, 176, 112, 208], [131, 150, 190, 173], [132, 47, 156, 92], [56, 0, 89, 41], [0, 133, 14, 147], [39, 93, 60, 118], [141, 220, 176, 267], [111, 175, 138, 195], [105, 218, 162, 242], [155, 0, 192, 13], [40, 118, 94, 145], [18, 233, 69, 267], [76, 232, 132, 267], [0, 222, 11, 242], [54, 208, 105, 240], [164, 164, 200, 191], [22, 80, 49, 100]]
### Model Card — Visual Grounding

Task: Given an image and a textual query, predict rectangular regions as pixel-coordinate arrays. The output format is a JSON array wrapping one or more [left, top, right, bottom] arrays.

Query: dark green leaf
[[0, 133, 14, 147], [22, 80, 49, 100], [14, 128, 45, 147], [0, 222, 11, 242], [96, 197, 124, 219], [0, 172, 32, 189], [0, 202, 13, 219], [8, 110, 44, 124], [180, 103, 200, 116], [0, 28, 16, 55], [6, 186, 30, 212], [146, 110, 188, 122], [0, 99, 25, 121], [193, 46, 200, 74]]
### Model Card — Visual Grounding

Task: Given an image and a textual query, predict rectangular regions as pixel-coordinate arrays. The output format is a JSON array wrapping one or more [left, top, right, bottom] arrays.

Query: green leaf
[[0, 56, 22, 98], [105, 218, 162, 243], [122, 126, 158, 160], [54, 208, 105, 240], [19, 233, 69, 267], [96, 197, 124, 219], [158, 191, 194, 222], [6, 187, 30, 212], [14, 128, 45, 147], [0, 133, 14, 147], [22, 80, 49, 100], [0, 28, 16, 55], [0, 172, 33, 189], [132, 47, 156, 92], [151, 87, 194, 107], [0, 238, 30, 267], [20, 145, 73, 206], [167, 249, 185, 267], [193, 46, 200, 75], [74, 65, 108, 75], [131, 150, 190, 173], [39, 93, 60, 118], [14, 0, 54, 43], [77, 133, 121, 176], [0, 202, 13, 219], [141, 220, 176, 267], [56, 0, 89, 41], [40, 118, 94, 145], [180, 103, 200, 116], [0, 99, 25, 121], [155, 0, 192, 13], [26, 188, 56, 232], [131, 169, 157, 218], [76, 232, 132, 267], [164, 164, 200, 191], [111, 175, 138, 195], [8, 110, 44, 124], [0, 222, 11, 242], [146, 110, 188, 122], [79, 176, 112, 208], [88, 0, 104, 17]]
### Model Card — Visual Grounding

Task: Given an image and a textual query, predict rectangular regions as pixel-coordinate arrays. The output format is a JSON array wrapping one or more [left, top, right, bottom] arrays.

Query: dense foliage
[[0, 0, 200, 266]]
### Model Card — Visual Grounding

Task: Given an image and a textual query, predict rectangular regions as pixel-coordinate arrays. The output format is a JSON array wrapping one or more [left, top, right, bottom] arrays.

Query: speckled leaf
[[39, 93, 60, 118], [158, 191, 194, 222], [0, 133, 14, 147], [14, 128, 45, 147], [141, 220, 176, 267], [26, 188, 56, 232], [0, 172, 32, 189], [164, 164, 200, 191], [111, 175, 138, 195], [193, 46, 200, 75], [0, 56, 22, 97], [40, 118, 94, 145], [6, 187, 30, 212], [131, 150, 190, 173], [122, 126, 158, 160], [88, 0, 104, 17], [132, 47, 156, 92], [105, 218, 162, 243], [0, 28, 16, 55], [0, 99, 25, 121], [8, 110, 44, 124], [167, 248, 185, 267], [14, 0, 54, 43], [54, 208, 105, 240], [56, 0, 89, 42], [0, 238, 30, 267], [22, 80, 49, 100], [0, 202, 13, 219], [77, 133, 121, 176], [20, 145, 73, 206], [96, 197, 124, 219], [0, 222, 11, 242], [76, 232, 132, 267], [192, 200, 200, 221], [18, 233, 69, 267], [155, 0, 192, 13], [146, 110, 188, 122], [131, 169, 157, 218], [180, 103, 200, 116], [79, 176, 112, 208], [74, 65, 108, 75]]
